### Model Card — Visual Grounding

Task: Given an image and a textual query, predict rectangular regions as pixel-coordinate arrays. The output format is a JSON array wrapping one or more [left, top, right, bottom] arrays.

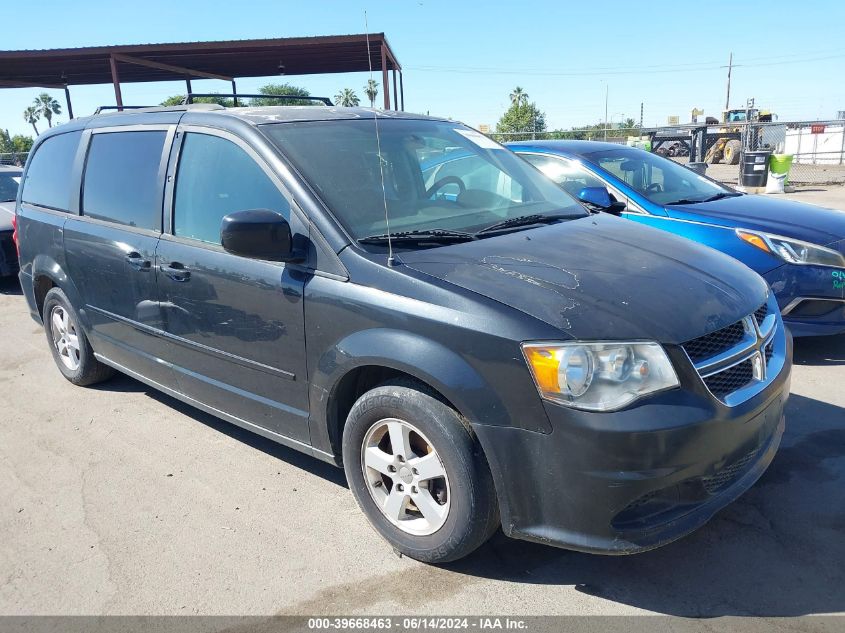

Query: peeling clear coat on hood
[[399, 214, 769, 344]]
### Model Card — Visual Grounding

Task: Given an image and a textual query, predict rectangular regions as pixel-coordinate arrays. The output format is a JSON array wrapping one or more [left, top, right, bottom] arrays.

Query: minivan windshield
[[265, 119, 586, 244], [582, 148, 738, 206]]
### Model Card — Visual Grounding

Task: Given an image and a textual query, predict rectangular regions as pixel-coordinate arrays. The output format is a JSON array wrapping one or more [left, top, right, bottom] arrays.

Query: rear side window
[[82, 131, 166, 230], [21, 131, 82, 211], [173, 133, 290, 244]]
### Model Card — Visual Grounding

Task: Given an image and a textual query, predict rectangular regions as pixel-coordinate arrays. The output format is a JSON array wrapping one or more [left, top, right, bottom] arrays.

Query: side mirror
[[577, 187, 626, 215], [578, 186, 612, 208], [220, 209, 300, 262]]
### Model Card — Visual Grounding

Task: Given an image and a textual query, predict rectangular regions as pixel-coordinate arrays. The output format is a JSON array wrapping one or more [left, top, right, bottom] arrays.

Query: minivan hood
[[400, 214, 768, 344], [666, 194, 845, 247], [0, 201, 14, 231]]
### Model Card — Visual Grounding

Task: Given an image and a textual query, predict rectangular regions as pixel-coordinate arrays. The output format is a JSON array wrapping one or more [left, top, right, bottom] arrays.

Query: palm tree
[[23, 106, 40, 135], [364, 79, 379, 108], [33, 93, 62, 128], [334, 88, 360, 107], [510, 87, 529, 108]]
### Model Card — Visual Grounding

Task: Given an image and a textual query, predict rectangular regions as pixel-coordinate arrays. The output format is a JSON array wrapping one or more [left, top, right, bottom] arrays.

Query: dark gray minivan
[[15, 104, 791, 563]]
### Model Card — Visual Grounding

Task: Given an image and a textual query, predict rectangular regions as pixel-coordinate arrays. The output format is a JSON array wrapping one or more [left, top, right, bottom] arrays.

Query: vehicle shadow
[[448, 392, 845, 616], [92, 373, 348, 488], [793, 334, 845, 366], [0, 276, 21, 295]]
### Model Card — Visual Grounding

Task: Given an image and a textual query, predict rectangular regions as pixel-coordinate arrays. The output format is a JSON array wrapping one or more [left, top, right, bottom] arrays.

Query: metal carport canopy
[[0, 33, 404, 115]]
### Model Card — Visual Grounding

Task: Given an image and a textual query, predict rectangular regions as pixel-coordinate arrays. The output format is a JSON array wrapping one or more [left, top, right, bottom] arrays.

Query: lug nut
[[396, 484, 404, 492], [387, 465, 396, 473], [411, 486, 418, 494], [412, 468, 419, 475]]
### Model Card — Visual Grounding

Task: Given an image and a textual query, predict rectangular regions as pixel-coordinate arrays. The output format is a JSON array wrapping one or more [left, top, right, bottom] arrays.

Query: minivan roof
[[81, 105, 448, 127]]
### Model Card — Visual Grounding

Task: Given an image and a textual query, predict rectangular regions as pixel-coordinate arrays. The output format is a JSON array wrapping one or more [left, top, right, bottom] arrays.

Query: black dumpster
[[740, 150, 772, 188]]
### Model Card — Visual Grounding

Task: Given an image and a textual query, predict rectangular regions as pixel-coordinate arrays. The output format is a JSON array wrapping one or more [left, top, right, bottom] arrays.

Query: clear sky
[[3, 0, 845, 138]]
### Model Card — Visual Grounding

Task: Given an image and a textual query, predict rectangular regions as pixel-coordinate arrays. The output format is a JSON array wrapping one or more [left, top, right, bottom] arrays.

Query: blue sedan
[[507, 140, 845, 337]]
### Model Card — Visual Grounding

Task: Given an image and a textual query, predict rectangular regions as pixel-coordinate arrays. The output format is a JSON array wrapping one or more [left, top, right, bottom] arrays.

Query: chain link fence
[[490, 120, 845, 186]]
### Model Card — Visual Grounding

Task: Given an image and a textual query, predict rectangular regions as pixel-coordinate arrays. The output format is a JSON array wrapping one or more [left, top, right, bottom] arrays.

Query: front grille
[[682, 300, 778, 403], [788, 299, 844, 318], [703, 359, 754, 397], [701, 449, 758, 494], [683, 320, 747, 363], [754, 303, 768, 326]]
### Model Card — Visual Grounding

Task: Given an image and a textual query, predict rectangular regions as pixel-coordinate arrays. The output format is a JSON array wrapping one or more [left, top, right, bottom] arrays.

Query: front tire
[[342, 380, 499, 563], [42, 287, 114, 386]]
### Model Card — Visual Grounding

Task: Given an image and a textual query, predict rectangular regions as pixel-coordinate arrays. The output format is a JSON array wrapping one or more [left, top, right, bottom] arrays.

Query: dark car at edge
[[14, 105, 791, 562]]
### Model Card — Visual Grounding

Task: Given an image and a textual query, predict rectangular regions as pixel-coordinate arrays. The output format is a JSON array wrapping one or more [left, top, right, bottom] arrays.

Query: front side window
[[265, 119, 585, 242], [21, 131, 82, 211], [585, 149, 733, 205], [173, 133, 290, 245], [82, 131, 166, 230], [520, 154, 607, 198]]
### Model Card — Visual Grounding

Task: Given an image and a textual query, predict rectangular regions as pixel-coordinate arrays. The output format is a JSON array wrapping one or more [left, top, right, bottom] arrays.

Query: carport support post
[[381, 44, 391, 110], [232, 80, 238, 107], [64, 85, 73, 119], [399, 71, 404, 111], [109, 55, 123, 109], [392, 69, 398, 112], [185, 78, 192, 98]]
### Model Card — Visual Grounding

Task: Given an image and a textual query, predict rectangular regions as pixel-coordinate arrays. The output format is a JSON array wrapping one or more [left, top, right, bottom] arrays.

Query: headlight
[[737, 229, 845, 268], [521, 341, 679, 411]]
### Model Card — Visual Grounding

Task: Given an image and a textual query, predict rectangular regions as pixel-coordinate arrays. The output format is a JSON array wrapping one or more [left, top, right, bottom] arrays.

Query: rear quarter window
[[82, 131, 167, 230], [21, 131, 82, 211]]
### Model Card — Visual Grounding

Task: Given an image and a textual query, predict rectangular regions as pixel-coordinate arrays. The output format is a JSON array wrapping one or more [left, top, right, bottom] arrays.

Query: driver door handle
[[160, 261, 191, 282]]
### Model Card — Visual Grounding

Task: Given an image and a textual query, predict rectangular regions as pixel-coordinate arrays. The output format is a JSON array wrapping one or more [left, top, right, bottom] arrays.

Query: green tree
[[334, 88, 360, 107], [33, 93, 61, 128], [160, 94, 234, 107], [10, 134, 33, 153], [364, 79, 379, 107], [23, 106, 40, 135], [509, 86, 529, 108], [495, 101, 546, 141], [249, 83, 312, 106]]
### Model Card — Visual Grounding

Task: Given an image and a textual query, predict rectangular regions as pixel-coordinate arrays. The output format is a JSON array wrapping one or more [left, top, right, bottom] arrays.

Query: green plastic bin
[[770, 154, 794, 185]]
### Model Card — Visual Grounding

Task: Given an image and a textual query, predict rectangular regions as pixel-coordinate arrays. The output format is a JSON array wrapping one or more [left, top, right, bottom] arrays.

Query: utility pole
[[639, 102, 643, 129], [724, 52, 733, 111], [604, 83, 609, 141]]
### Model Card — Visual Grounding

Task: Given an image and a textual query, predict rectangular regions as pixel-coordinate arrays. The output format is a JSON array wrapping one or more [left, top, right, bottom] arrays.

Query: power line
[[405, 51, 845, 77]]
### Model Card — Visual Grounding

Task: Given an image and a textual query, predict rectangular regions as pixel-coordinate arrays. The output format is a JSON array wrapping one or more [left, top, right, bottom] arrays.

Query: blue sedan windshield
[[583, 148, 736, 205]]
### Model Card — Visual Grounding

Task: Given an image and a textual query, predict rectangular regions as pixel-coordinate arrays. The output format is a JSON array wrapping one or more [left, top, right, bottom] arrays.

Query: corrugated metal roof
[[0, 33, 401, 88]]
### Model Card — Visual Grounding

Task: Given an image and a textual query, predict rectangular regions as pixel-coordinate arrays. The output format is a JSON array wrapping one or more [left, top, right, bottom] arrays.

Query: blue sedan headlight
[[736, 229, 845, 268]]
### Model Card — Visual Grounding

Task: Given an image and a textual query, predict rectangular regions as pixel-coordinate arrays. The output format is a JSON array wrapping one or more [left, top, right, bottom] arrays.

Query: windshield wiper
[[475, 213, 574, 236], [666, 191, 742, 205], [702, 192, 742, 202], [357, 228, 477, 245]]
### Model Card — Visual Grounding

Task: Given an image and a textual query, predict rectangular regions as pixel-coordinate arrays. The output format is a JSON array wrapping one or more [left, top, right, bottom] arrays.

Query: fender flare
[[30, 254, 87, 326], [309, 327, 520, 454]]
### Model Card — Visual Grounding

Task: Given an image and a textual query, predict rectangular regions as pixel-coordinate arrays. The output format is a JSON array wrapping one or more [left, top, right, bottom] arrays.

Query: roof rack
[[93, 105, 154, 114], [92, 104, 226, 115], [183, 93, 333, 106]]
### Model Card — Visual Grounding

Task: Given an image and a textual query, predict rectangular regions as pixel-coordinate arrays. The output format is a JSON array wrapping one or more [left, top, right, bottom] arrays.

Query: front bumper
[[474, 331, 792, 555], [765, 263, 845, 337]]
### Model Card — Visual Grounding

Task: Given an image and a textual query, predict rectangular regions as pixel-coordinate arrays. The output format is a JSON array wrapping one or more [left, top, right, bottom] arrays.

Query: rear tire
[[342, 379, 499, 563], [42, 287, 114, 386]]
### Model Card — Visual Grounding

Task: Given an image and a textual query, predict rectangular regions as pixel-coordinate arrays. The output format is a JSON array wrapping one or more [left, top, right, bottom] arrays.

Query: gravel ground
[[1, 190, 845, 616]]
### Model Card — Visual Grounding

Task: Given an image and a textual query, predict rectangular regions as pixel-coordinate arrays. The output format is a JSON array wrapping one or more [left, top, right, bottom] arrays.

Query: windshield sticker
[[454, 129, 502, 150], [834, 269, 844, 290]]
